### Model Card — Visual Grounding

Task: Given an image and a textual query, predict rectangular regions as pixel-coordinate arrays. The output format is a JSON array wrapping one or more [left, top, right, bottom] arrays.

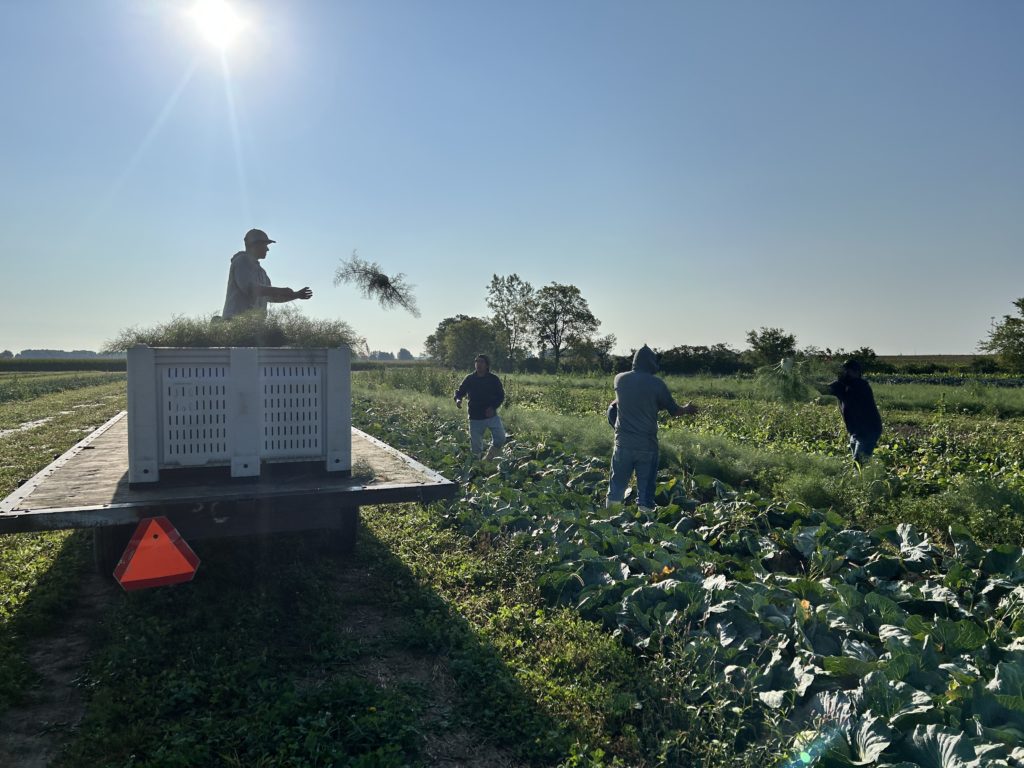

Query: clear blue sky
[[2, 1, 1022, 356]]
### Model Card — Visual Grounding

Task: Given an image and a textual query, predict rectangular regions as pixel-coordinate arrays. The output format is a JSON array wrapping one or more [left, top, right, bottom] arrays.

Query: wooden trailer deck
[[0, 412, 456, 569]]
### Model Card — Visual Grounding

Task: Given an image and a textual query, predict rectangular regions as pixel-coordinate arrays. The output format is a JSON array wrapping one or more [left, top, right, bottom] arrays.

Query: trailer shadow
[[0, 531, 114, 768], [1, 521, 568, 767], [324, 525, 565, 767]]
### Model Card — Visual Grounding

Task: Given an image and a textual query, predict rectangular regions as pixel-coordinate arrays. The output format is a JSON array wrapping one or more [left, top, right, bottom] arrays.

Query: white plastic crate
[[127, 346, 351, 483]]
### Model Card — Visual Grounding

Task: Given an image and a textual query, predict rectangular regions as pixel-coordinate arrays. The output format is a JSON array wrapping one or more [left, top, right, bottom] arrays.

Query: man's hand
[[675, 402, 698, 416], [292, 287, 313, 300], [484, 407, 495, 418]]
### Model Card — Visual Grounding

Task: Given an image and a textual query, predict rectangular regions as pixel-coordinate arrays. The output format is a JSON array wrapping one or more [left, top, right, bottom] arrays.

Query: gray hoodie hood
[[632, 345, 659, 374]]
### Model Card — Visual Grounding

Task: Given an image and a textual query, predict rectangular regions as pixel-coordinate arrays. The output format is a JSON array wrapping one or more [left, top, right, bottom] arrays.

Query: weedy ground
[[1, 369, 1023, 766], [361, 367, 1024, 546]]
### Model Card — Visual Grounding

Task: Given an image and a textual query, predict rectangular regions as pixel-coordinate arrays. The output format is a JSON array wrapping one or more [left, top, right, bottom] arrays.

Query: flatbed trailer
[[0, 412, 457, 575]]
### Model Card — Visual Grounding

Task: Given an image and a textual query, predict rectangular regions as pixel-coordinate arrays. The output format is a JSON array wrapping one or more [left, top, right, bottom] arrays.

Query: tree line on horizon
[[423, 274, 1015, 376], [7, 290, 1021, 374]]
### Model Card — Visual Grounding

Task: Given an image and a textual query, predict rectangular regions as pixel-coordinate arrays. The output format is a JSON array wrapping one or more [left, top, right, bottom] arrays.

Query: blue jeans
[[469, 416, 506, 456], [606, 444, 659, 509], [849, 432, 880, 462]]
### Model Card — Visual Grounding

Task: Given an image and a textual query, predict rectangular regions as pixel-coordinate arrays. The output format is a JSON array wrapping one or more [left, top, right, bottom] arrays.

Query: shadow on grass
[[44, 524, 567, 767], [0, 530, 91, 714]]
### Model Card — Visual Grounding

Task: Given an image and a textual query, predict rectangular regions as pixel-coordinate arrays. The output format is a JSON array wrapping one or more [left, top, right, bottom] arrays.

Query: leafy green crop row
[[356, 368, 1024, 547], [354, 392, 1024, 766]]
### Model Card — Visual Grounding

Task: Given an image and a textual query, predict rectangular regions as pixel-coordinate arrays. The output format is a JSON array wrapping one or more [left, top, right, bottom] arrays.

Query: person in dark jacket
[[607, 345, 697, 511], [454, 354, 506, 460], [827, 359, 883, 463]]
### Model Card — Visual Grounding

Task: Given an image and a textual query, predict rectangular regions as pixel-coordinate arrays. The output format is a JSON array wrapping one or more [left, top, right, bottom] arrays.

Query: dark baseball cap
[[244, 228, 276, 245]]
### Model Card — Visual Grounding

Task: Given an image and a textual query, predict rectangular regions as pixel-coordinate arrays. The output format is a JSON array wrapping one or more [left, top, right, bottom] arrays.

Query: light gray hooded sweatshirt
[[612, 345, 680, 452]]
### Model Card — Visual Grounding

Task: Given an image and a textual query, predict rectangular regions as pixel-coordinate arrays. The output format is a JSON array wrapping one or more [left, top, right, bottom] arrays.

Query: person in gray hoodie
[[607, 345, 697, 511]]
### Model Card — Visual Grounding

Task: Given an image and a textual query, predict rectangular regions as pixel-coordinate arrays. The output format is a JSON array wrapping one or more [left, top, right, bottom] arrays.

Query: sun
[[189, 0, 247, 50]]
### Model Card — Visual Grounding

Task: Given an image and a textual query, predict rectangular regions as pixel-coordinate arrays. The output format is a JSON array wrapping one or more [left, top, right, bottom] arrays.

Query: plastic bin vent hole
[[161, 366, 230, 462], [261, 365, 323, 457]]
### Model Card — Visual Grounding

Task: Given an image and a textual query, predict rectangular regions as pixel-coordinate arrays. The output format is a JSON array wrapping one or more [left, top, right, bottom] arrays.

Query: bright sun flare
[[190, 0, 246, 49]]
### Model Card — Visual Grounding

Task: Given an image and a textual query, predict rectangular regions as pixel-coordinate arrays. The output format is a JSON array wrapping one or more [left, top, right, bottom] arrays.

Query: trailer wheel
[[93, 525, 134, 576]]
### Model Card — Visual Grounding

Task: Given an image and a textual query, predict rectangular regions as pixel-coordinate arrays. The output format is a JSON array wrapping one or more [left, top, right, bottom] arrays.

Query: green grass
[[0, 531, 89, 712], [58, 534, 427, 767]]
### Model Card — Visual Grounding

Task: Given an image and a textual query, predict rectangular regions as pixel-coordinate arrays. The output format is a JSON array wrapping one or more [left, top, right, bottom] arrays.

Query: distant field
[[0, 370, 126, 406], [0, 358, 126, 372]]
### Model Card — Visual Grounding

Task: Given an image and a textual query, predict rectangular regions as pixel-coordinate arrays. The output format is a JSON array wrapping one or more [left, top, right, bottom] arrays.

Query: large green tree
[[745, 327, 797, 366], [424, 315, 502, 369], [424, 315, 471, 363], [486, 274, 535, 368], [979, 298, 1024, 372], [444, 317, 501, 370], [533, 283, 600, 372], [562, 333, 617, 372]]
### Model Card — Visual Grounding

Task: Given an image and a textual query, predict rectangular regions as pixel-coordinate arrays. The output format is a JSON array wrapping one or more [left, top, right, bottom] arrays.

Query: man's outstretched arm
[[259, 285, 313, 303]]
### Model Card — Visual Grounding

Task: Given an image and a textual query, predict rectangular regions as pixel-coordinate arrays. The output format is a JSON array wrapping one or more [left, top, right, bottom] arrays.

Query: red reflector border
[[113, 516, 200, 591]]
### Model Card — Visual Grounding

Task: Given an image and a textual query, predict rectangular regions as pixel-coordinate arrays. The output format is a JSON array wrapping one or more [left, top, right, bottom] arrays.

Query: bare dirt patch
[[0, 418, 53, 441]]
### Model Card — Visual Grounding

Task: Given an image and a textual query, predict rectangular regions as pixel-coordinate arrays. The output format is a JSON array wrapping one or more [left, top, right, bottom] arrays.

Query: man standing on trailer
[[607, 345, 697, 512], [454, 354, 506, 461], [826, 358, 883, 464], [222, 228, 313, 320]]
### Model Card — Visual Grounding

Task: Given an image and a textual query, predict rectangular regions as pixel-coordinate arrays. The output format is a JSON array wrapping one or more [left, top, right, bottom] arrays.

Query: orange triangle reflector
[[113, 517, 200, 591]]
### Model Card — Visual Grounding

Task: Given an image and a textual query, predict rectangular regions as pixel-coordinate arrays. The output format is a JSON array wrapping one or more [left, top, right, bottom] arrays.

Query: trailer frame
[[0, 412, 457, 574]]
